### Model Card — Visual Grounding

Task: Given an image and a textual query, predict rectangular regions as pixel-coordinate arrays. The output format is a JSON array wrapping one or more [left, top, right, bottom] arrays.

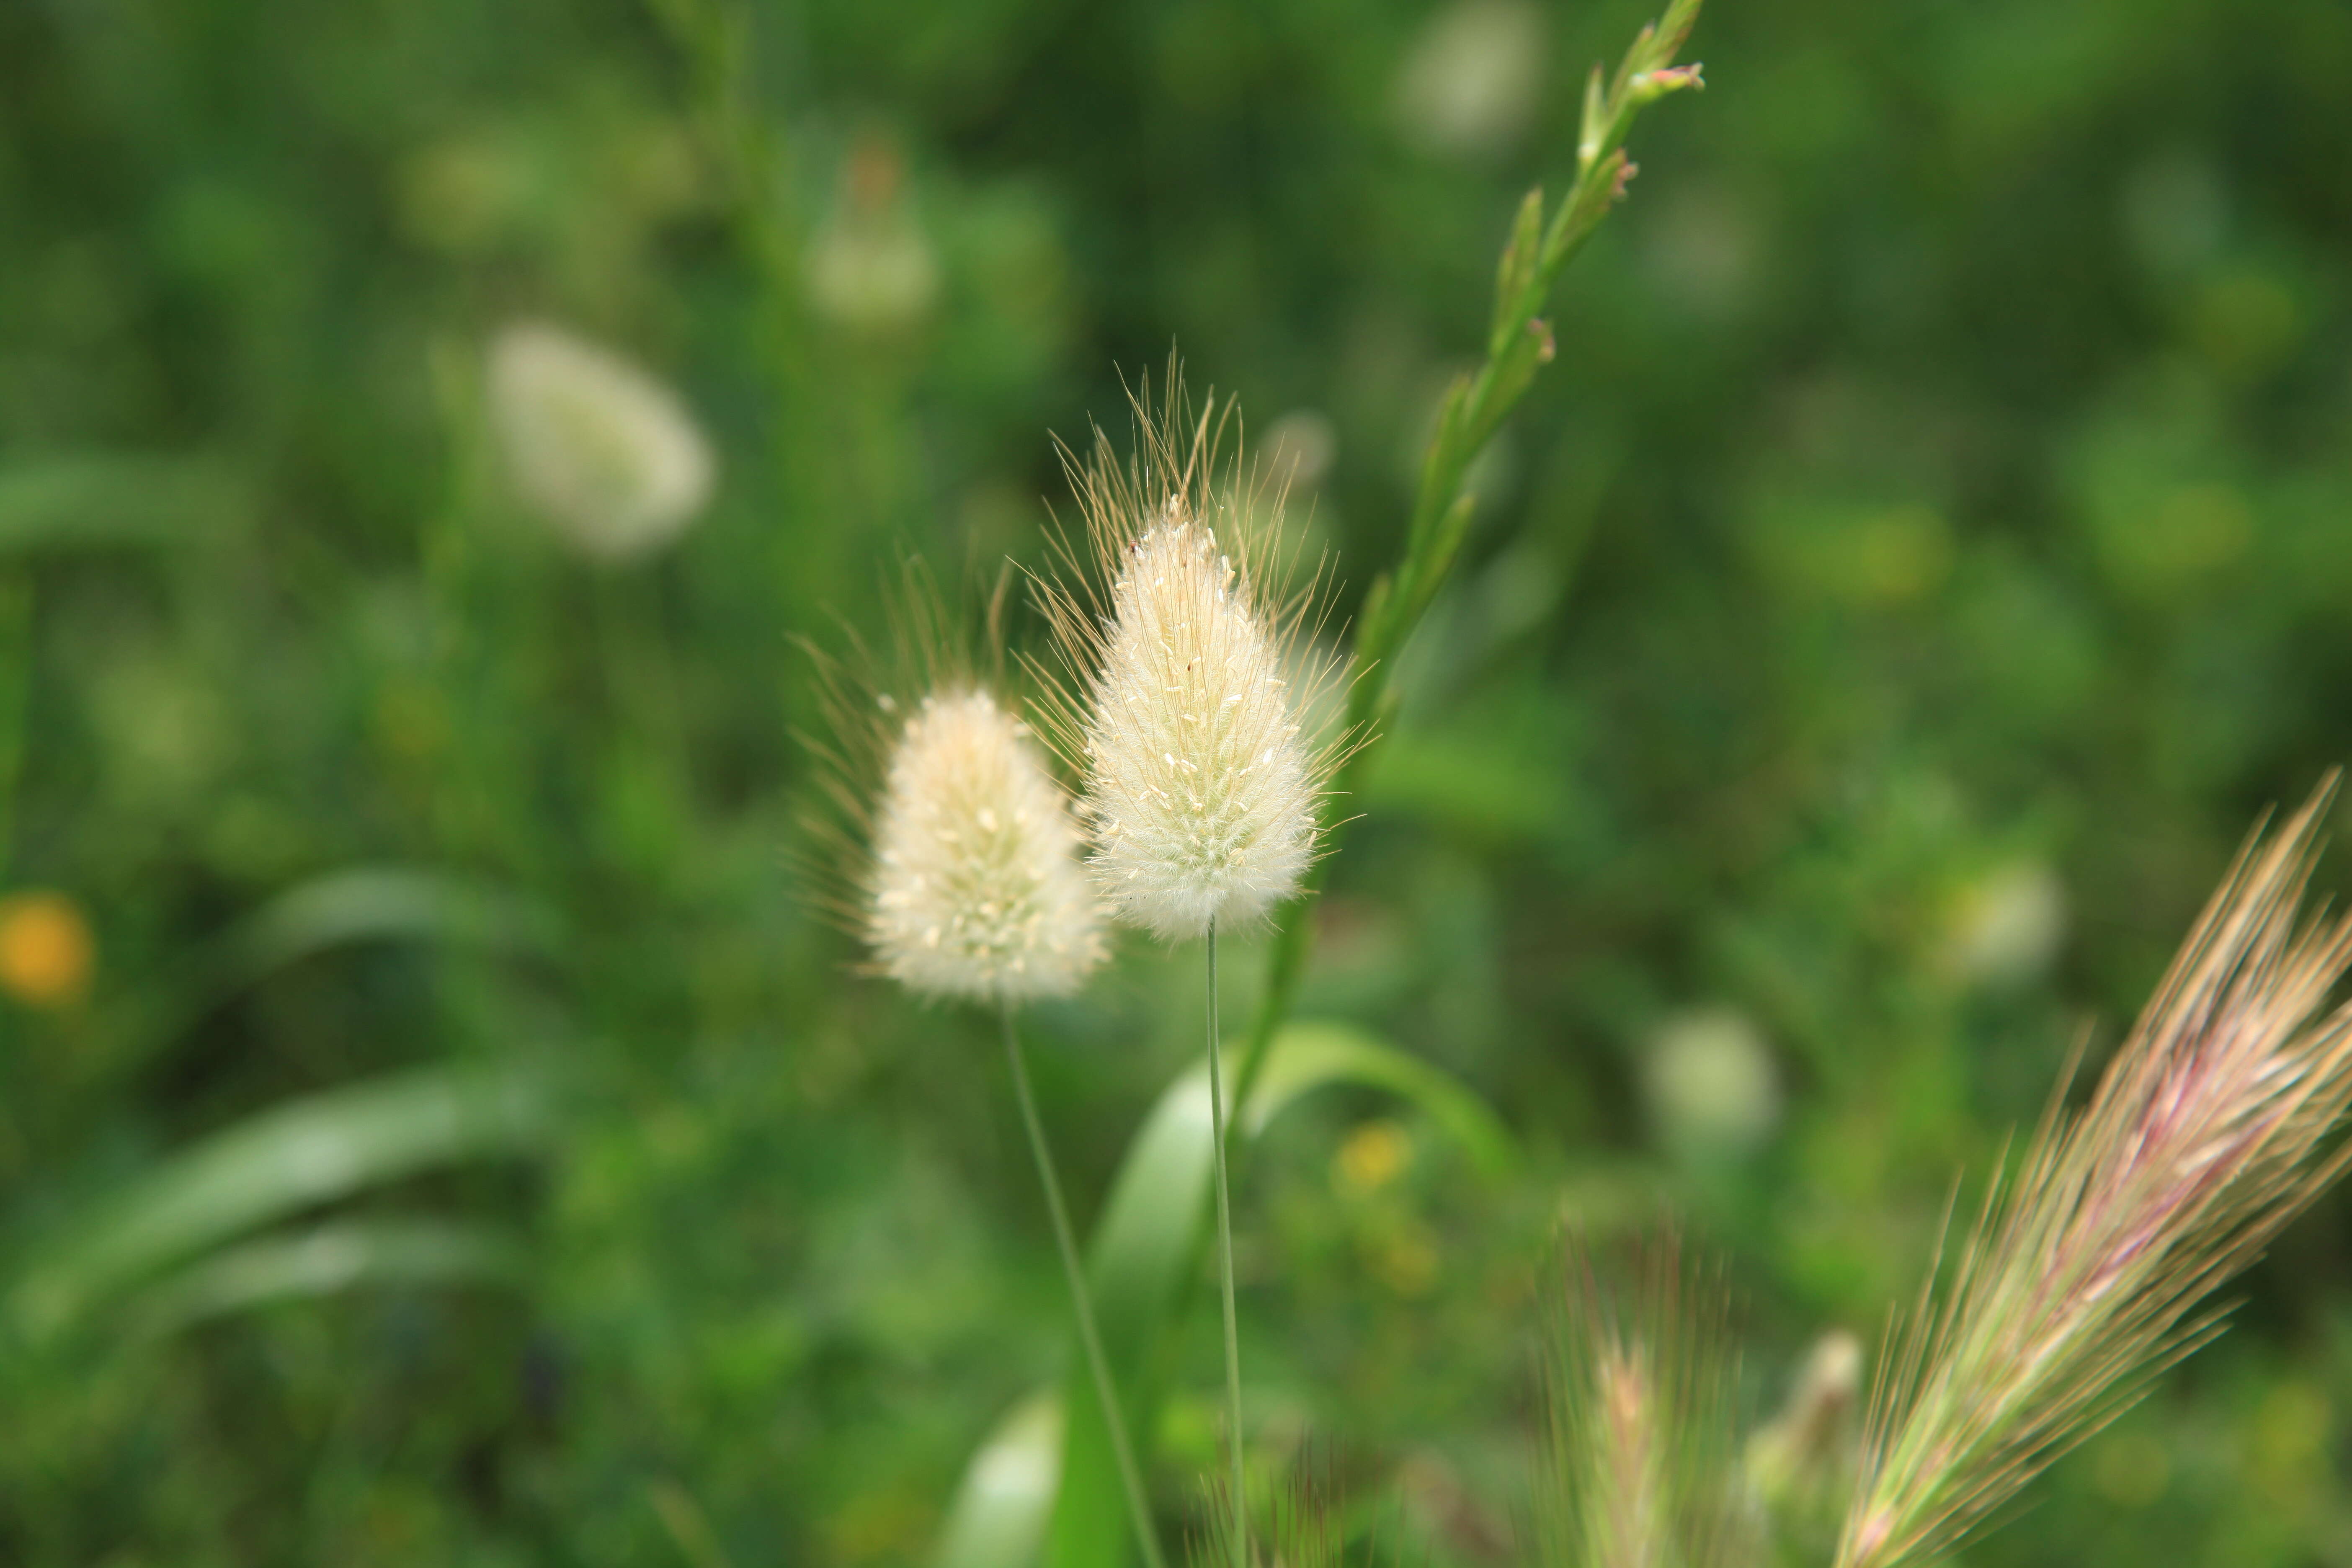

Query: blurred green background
[[4, 0, 2352, 1562]]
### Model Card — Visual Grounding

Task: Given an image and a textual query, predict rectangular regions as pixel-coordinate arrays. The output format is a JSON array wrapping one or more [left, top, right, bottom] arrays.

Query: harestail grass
[[801, 583, 1162, 1568], [1034, 370, 1350, 1568]]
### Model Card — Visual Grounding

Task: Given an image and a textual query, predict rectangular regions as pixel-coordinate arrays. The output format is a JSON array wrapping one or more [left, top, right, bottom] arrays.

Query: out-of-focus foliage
[[2, 0, 2350, 1562]]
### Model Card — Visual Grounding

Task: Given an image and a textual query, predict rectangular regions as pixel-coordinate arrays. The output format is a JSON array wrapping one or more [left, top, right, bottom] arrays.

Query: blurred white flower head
[[487, 320, 715, 563], [1395, 0, 1547, 160], [1645, 1006, 1781, 1155], [1941, 859, 2067, 988]]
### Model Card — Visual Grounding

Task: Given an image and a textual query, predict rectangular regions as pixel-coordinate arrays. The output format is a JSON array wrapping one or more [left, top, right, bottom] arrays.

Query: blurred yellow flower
[[0, 891, 95, 1007], [1336, 1118, 1412, 1195]]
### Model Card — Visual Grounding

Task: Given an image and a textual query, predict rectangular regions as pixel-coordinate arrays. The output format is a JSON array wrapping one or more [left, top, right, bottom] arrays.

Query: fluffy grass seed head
[[801, 570, 1106, 1006], [487, 320, 714, 564], [1037, 377, 1346, 941], [863, 687, 1105, 1004]]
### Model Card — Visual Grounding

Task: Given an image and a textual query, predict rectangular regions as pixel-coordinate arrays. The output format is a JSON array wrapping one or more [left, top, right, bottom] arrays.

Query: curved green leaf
[[935, 1393, 1064, 1568], [1241, 1021, 1513, 1178], [938, 1020, 1516, 1568], [126, 1219, 527, 1336], [131, 866, 564, 1054], [13, 1063, 551, 1338]]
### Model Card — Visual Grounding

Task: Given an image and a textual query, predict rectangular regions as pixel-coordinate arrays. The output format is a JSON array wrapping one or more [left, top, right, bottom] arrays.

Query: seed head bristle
[[1838, 776, 2352, 1568], [1032, 368, 1349, 941], [1537, 1230, 1750, 1568]]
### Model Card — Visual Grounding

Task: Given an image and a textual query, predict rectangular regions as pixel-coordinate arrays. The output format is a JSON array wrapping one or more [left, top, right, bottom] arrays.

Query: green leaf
[[935, 1022, 1517, 1568], [214, 865, 560, 997], [134, 866, 563, 1052], [126, 1219, 527, 1337], [1240, 1021, 1512, 1177], [13, 1063, 552, 1338], [0, 454, 246, 554], [935, 1394, 1064, 1568], [1491, 187, 1547, 349]]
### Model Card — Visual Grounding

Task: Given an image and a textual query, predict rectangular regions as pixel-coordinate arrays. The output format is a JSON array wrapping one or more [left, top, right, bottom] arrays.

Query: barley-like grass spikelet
[[1034, 369, 1351, 942], [1536, 1230, 1751, 1568], [1838, 777, 2352, 1568]]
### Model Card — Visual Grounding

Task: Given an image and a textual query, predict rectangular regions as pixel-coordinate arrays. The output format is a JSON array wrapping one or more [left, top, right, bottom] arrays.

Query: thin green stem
[[0, 571, 31, 878], [1228, 0, 1707, 1127], [1204, 921, 1246, 1566], [998, 1002, 1168, 1568]]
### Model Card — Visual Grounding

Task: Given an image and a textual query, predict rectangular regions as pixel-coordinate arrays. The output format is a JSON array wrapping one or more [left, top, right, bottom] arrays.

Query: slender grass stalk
[[0, 571, 30, 876], [1227, 0, 1707, 1124], [1203, 921, 1247, 1568], [998, 1003, 1168, 1568]]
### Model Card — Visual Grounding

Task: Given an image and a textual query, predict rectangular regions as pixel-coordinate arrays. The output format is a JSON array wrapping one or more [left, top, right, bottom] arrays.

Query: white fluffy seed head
[[1081, 514, 1320, 937], [1037, 382, 1345, 942], [487, 320, 715, 564], [865, 688, 1106, 1002]]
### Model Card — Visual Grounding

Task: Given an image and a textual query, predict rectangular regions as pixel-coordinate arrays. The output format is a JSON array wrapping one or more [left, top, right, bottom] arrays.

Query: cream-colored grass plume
[[1037, 376, 1345, 941], [1838, 777, 2352, 1568], [864, 687, 1105, 1003], [487, 320, 714, 564]]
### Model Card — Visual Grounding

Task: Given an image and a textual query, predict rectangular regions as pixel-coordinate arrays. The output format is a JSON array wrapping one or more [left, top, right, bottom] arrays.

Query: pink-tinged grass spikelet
[[1535, 1230, 1750, 1568], [1838, 777, 2352, 1568], [1032, 366, 1354, 944], [1194, 1452, 1347, 1568]]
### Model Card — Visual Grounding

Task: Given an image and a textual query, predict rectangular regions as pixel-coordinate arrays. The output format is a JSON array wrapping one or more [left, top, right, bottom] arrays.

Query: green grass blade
[[125, 1219, 528, 1337], [208, 865, 562, 1001], [12, 1063, 552, 1338], [0, 454, 246, 554], [953, 1022, 1515, 1568]]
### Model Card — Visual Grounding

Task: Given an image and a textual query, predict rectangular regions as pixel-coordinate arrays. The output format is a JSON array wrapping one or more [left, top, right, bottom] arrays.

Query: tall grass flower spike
[[1839, 779, 2352, 1568], [1040, 377, 1347, 1568], [815, 637, 1162, 1568]]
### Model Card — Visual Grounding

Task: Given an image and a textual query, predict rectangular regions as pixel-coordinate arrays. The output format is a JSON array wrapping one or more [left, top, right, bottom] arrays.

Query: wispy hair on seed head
[[1194, 1448, 1349, 1568], [1029, 361, 1358, 941], [1838, 776, 2352, 1568], [1535, 1226, 1751, 1568], [797, 557, 1106, 1002]]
